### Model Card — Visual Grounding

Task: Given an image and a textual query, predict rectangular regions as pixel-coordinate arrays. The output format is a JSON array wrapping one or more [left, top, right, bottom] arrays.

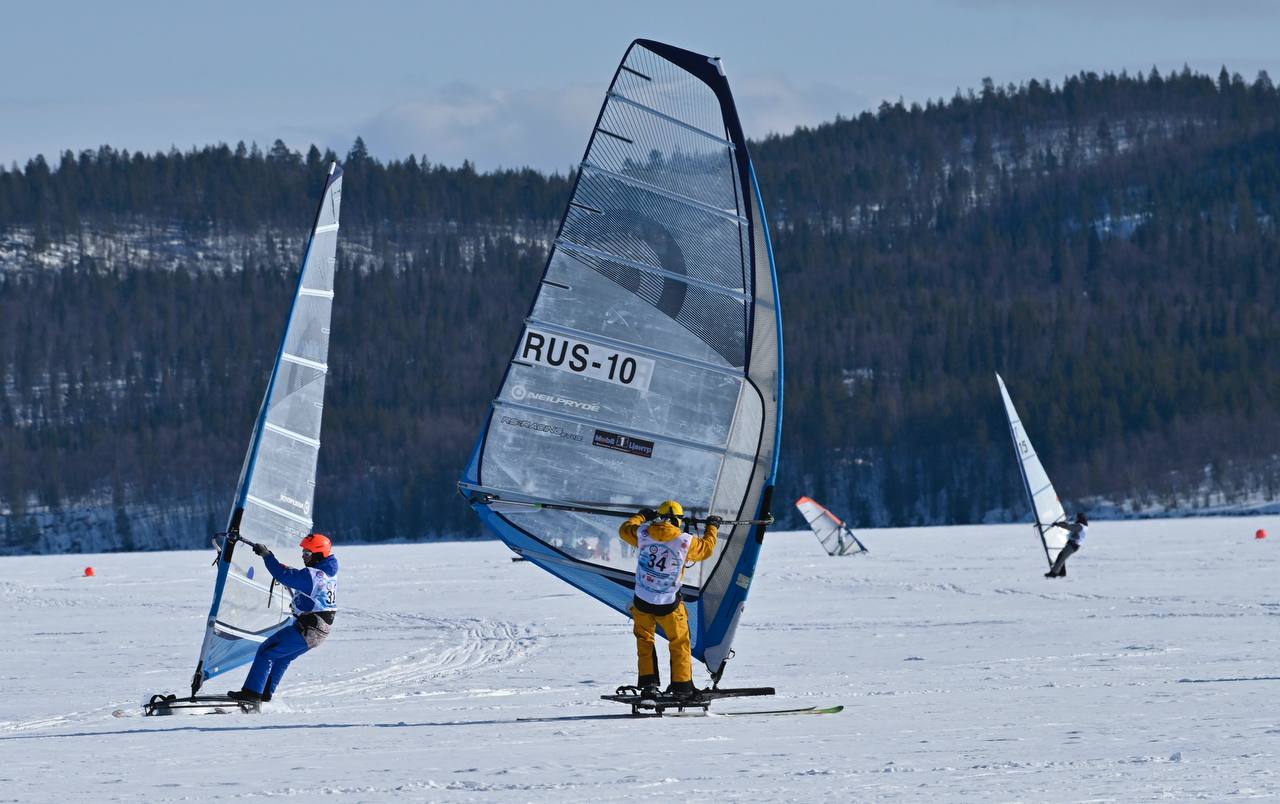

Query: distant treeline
[[0, 136, 571, 237], [2, 65, 1279, 551]]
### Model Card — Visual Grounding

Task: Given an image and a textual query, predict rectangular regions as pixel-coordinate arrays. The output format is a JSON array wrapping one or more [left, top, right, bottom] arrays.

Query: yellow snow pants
[[631, 602, 692, 686]]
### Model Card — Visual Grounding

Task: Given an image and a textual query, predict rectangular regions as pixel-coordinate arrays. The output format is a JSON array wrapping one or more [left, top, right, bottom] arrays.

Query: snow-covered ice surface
[[3, 516, 1280, 802]]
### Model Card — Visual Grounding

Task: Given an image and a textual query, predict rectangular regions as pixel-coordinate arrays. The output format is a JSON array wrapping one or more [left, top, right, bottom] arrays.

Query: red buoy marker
[[84, 566, 95, 577], [1257, 529, 1268, 540]]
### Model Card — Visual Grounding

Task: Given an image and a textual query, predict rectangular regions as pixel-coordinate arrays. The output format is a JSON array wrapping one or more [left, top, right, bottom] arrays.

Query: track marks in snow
[[991, 586, 1108, 601], [0, 579, 98, 609], [0, 706, 122, 734], [3, 612, 542, 732], [0, 714, 77, 733], [292, 613, 541, 701], [231, 774, 690, 800]]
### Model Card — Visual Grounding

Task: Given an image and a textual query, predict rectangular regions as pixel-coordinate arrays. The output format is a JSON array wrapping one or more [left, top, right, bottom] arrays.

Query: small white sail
[[190, 163, 343, 692], [996, 373, 1068, 567], [795, 497, 868, 556]]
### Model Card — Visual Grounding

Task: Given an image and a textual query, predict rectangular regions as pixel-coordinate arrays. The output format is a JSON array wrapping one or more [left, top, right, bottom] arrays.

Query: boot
[[260, 691, 273, 703], [637, 673, 660, 700], [667, 680, 699, 701], [227, 689, 262, 703]]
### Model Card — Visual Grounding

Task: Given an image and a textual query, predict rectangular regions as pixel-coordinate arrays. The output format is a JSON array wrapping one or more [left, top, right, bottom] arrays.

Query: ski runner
[[1045, 512, 1088, 578], [228, 533, 338, 703], [619, 500, 720, 701]]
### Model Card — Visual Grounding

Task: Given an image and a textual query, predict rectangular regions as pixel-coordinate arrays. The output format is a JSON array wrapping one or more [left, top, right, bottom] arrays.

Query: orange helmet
[[300, 532, 333, 558]]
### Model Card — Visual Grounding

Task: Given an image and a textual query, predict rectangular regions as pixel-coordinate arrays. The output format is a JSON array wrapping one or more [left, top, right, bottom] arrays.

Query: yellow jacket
[[619, 515, 717, 561]]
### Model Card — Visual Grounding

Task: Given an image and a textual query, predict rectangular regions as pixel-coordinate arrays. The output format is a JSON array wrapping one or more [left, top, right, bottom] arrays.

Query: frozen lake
[[3, 515, 1280, 802]]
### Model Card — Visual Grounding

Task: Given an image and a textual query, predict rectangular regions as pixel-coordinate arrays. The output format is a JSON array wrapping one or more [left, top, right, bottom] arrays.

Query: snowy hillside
[[3, 516, 1280, 801]]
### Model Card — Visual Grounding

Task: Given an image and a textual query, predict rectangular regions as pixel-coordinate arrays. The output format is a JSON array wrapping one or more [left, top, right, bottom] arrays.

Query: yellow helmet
[[657, 500, 683, 518]]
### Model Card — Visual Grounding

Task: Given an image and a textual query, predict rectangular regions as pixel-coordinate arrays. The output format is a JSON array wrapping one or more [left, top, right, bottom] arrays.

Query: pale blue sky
[[4, 0, 1278, 172]]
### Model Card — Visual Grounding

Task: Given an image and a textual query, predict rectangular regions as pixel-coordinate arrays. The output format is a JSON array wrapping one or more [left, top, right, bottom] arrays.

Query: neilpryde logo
[[279, 493, 311, 515], [509, 385, 601, 413]]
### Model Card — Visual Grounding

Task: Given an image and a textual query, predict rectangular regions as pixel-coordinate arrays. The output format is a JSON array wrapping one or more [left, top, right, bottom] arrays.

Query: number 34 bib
[[634, 527, 692, 606]]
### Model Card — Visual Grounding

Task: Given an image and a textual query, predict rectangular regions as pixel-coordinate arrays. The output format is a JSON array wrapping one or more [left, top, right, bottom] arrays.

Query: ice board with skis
[[141, 694, 259, 717], [457, 38, 785, 706], [996, 372, 1069, 569], [141, 163, 343, 715], [795, 496, 868, 556], [601, 684, 777, 716]]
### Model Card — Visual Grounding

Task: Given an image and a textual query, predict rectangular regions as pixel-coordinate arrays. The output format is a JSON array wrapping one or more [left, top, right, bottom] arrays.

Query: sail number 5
[[519, 328, 655, 392]]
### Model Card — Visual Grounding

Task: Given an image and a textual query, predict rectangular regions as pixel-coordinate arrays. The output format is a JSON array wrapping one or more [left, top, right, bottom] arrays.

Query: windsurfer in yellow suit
[[619, 500, 720, 700]]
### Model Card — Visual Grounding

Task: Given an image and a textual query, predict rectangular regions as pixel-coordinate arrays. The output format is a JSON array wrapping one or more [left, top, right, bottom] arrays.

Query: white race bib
[[634, 526, 691, 606]]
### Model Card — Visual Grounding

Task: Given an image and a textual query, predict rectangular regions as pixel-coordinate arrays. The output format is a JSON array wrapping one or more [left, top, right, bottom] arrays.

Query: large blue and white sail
[[191, 163, 343, 693], [996, 372, 1068, 567], [459, 40, 782, 681]]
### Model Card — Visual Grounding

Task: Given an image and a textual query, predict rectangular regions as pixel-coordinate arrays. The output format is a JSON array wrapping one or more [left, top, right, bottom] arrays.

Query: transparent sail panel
[[996, 374, 1068, 564], [611, 44, 732, 143], [198, 165, 342, 682], [592, 98, 740, 213], [538, 248, 746, 369], [463, 41, 782, 676]]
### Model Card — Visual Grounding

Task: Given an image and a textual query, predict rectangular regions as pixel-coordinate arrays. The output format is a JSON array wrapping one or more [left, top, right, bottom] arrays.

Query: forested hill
[[2, 66, 1278, 553]]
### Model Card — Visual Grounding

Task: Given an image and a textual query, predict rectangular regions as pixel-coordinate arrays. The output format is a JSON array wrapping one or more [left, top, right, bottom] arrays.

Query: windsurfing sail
[[190, 163, 343, 694], [458, 39, 783, 682], [995, 372, 1068, 567], [794, 496, 868, 556]]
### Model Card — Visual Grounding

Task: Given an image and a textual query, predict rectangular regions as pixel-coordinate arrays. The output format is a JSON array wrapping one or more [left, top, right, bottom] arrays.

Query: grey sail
[[460, 40, 783, 681]]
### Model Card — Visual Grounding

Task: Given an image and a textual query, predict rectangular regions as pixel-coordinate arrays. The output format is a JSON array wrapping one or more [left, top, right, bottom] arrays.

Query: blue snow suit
[[243, 552, 338, 696]]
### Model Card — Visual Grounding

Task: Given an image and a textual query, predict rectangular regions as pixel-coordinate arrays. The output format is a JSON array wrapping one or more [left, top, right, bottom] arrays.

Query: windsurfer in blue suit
[[1045, 512, 1088, 578], [229, 533, 338, 703]]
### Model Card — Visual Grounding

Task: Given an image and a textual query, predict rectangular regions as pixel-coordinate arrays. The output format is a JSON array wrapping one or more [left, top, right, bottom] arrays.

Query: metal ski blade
[[719, 705, 844, 716]]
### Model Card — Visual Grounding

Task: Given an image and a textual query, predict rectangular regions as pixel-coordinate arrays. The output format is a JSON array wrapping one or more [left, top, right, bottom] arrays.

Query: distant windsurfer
[[228, 533, 338, 703], [1045, 513, 1088, 578], [619, 500, 720, 701]]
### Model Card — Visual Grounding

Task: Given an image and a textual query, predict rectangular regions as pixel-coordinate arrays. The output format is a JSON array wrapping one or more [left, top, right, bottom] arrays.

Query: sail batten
[[191, 163, 343, 692], [263, 421, 321, 448], [604, 91, 735, 145], [490, 400, 751, 457], [460, 40, 781, 682], [245, 494, 314, 526], [554, 241, 750, 298], [580, 162, 748, 221]]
